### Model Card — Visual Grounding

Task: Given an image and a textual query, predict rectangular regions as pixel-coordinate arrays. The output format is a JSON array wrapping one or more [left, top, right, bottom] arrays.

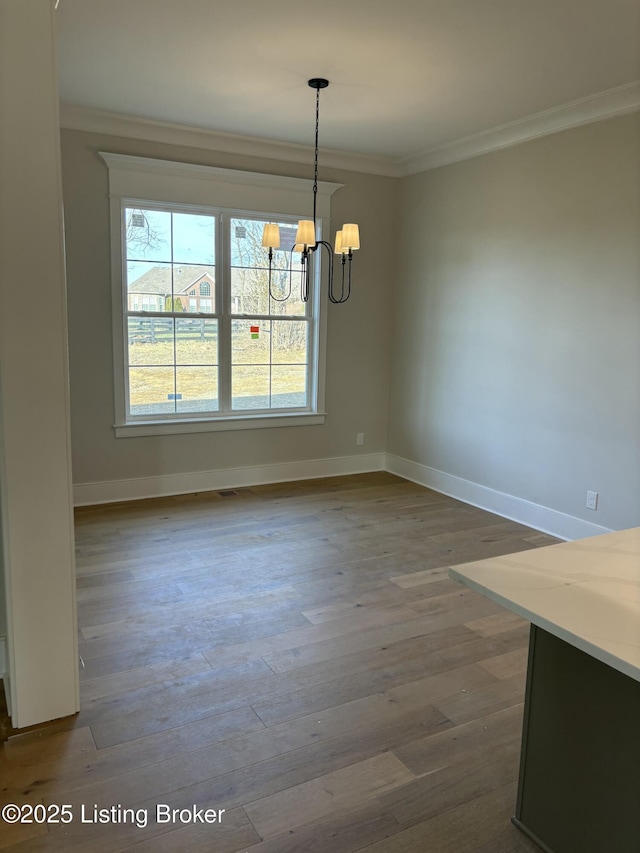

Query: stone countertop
[[449, 527, 640, 682]]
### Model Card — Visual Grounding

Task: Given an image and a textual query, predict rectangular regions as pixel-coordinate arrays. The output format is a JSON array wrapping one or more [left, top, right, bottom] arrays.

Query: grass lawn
[[128, 338, 307, 408]]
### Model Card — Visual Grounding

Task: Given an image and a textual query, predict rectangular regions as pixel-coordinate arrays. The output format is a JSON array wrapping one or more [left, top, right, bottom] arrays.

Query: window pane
[[172, 213, 215, 265], [232, 366, 270, 410], [175, 318, 217, 365], [125, 208, 171, 262], [176, 367, 218, 413], [269, 264, 307, 316], [175, 266, 216, 313], [127, 262, 172, 313], [230, 318, 309, 412], [267, 267, 298, 309], [232, 319, 271, 365], [231, 217, 307, 317], [274, 223, 298, 258], [128, 318, 174, 365], [129, 366, 176, 416], [230, 217, 270, 268], [271, 320, 308, 364], [231, 268, 269, 316], [271, 365, 307, 408]]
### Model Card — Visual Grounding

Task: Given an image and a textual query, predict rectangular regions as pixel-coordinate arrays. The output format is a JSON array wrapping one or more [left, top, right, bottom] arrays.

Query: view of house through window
[[124, 206, 313, 420]]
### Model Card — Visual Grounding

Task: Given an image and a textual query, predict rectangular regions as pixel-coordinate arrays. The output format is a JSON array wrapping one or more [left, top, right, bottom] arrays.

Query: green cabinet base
[[515, 625, 640, 853]]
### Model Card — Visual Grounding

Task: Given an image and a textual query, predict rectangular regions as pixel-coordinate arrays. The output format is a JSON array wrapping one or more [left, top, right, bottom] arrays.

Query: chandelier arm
[[329, 252, 351, 304], [318, 240, 350, 304], [300, 249, 311, 303], [267, 247, 293, 302]]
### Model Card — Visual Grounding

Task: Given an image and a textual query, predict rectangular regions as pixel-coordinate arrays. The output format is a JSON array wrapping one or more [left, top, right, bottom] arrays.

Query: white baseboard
[[73, 452, 387, 506], [385, 453, 613, 541], [73, 450, 614, 542]]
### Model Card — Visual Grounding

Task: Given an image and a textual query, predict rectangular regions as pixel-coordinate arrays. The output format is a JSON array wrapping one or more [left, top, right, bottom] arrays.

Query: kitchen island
[[449, 527, 640, 853]]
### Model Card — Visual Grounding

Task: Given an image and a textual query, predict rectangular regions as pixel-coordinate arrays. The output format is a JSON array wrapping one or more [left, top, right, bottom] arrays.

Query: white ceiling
[[56, 0, 639, 168]]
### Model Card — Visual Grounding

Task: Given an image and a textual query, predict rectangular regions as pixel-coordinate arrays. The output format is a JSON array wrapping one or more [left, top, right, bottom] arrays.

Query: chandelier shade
[[295, 219, 316, 249], [261, 223, 280, 250], [341, 223, 360, 251]]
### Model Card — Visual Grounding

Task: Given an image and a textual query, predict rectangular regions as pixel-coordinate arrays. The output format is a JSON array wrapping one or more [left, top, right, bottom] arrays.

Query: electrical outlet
[[356, 432, 365, 446], [586, 490, 598, 511]]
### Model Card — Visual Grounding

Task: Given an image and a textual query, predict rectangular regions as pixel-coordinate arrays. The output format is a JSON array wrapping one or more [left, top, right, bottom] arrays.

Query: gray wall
[[61, 130, 398, 488], [388, 113, 640, 532]]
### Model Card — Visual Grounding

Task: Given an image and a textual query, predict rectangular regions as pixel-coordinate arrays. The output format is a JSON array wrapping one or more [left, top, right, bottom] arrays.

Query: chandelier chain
[[312, 85, 320, 228]]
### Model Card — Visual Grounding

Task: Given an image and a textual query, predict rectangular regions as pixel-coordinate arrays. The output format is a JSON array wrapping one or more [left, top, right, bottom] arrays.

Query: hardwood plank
[[243, 753, 415, 839], [1, 725, 96, 769], [261, 597, 502, 674], [8, 706, 265, 799], [478, 647, 529, 681], [0, 790, 48, 849], [254, 661, 496, 728], [465, 611, 528, 637], [80, 585, 303, 640], [379, 750, 520, 828], [397, 703, 524, 772], [388, 566, 454, 588], [118, 806, 259, 853], [357, 782, 521, 852], [241, 801, 400, 853], [86, 659, 273, 748], [76, 620, 216, 662], [202, 603, 424, 670], [432, 674, 526, 725], [79, 653, 213, 702]]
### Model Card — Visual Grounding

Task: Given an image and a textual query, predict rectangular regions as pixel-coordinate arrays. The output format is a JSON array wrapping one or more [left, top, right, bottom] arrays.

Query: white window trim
[[100, 153, 342, 437]]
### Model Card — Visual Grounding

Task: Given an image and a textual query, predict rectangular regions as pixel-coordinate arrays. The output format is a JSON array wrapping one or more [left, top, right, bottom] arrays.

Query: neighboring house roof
[[128, 265, 214, 295]]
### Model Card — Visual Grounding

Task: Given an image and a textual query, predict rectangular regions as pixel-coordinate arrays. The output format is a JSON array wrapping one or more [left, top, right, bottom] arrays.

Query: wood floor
[[0, 472, 559, 852]]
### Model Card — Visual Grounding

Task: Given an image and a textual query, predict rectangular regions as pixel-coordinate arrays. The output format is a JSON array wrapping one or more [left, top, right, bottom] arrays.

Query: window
[[124, 204, 315, 421], [102, 153, 342, 436]]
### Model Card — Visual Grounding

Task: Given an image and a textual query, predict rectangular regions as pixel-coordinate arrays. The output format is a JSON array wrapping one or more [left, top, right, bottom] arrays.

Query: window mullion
[[170, 211, 177, 414], [218, 212, 232, 414]]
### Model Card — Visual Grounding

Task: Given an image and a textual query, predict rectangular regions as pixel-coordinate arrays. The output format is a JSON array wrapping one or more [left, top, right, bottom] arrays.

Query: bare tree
[[126, 209, 162, 255]]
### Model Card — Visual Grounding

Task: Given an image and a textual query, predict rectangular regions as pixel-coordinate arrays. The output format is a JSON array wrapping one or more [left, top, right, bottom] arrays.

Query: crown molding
[[399, 81, 640, 176], [59, 103, 402, 178], [60, 81, 640, 180]]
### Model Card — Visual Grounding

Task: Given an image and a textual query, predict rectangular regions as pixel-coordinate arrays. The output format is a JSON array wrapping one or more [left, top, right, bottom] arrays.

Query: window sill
[[114, 412, 326, 438]]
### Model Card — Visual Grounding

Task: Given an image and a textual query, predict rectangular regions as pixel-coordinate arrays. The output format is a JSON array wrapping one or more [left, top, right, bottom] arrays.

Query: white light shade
[[262, 223, 280, 249], [334, 230, 346, 255], [341, 223, 360, 250], [295, 219, 316, 248]]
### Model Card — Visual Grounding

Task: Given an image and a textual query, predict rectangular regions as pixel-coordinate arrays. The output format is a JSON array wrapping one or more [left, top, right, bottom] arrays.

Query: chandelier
[[261, 78, 360, 304]]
